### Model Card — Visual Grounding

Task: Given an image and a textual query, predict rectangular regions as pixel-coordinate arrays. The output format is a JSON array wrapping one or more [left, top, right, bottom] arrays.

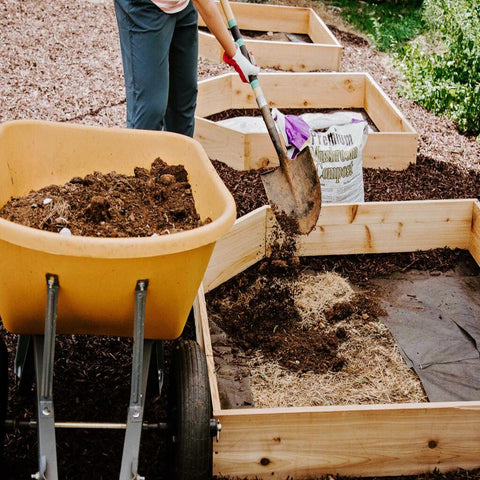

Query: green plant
[[397, 0, 480, 136], [323, 0, 426, 51]]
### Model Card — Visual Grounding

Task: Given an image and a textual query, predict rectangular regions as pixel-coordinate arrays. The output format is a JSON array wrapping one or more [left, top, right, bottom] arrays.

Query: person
[[114, 0, 260, 137]]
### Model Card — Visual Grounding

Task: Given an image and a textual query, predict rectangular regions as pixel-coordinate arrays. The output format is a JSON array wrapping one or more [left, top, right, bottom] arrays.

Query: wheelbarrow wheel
[[169, 339, 213, 480], [0, 334, 8, 463]]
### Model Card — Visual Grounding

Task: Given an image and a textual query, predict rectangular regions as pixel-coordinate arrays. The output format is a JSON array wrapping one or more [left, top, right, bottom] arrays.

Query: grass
[[322, 0, 426, 51]]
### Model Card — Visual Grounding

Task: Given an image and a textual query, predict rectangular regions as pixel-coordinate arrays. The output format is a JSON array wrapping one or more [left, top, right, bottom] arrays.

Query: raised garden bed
[[193, 199, 480, 479], [197, 1, 342, 72], [194, 72, 418, 171]]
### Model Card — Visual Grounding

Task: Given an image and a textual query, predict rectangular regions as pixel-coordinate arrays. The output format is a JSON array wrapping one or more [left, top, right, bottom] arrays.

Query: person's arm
[[193, 0, 237, 57], [193, 0, 260, 82]]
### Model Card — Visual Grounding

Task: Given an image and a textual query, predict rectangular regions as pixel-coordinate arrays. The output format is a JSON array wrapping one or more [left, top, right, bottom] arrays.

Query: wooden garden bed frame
[[198, 1, 342, 72], [194, 199, 480, 479], [195, 72, 418, 171]]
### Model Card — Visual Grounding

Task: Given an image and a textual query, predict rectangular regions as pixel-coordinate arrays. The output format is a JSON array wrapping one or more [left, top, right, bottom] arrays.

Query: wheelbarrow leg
[[149, 341, 164, 397], [14, 334, 35, 394], [119, 279, 152, 480], [32, 274, 60, 480]]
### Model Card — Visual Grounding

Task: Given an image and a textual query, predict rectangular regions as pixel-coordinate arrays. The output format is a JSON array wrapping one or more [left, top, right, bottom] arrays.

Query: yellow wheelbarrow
[[0, 121, 236, 480]]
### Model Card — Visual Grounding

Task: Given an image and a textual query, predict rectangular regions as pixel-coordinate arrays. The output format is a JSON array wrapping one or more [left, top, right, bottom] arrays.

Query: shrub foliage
[[397, 0, 480, 136], [325, 0, 425, 52]]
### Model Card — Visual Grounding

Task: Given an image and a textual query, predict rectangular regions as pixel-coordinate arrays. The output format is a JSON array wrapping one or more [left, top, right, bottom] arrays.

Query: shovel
[[218, 0, 321, 235]]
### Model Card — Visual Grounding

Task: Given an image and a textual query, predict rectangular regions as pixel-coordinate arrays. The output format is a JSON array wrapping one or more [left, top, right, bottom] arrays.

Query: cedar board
[[195, 199, 480, 479]]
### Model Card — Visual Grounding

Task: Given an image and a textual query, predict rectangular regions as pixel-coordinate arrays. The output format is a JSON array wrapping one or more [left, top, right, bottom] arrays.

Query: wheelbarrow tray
[[0, 120, 236, 339]]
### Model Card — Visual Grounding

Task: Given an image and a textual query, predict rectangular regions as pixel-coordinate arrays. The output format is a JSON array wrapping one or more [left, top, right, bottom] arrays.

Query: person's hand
[[223, 45, 260, 83]]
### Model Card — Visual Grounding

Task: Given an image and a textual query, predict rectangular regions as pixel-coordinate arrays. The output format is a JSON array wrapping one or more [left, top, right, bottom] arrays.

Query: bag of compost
[[272, 109, 369, 203], [307, 121, 369, 203]]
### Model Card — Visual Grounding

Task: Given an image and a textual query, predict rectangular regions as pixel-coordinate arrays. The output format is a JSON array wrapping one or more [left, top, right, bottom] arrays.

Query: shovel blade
[[261, 148, 321, 235]]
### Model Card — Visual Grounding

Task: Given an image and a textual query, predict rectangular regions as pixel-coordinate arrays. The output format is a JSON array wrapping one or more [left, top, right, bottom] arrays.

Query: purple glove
[[273, 109, 311, 158], [283, 114, 311, 151]]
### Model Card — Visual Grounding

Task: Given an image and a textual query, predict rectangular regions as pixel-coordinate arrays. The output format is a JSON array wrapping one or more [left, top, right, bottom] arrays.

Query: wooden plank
[[196, 74, 233, 117], [198, 5, 341, 72], [246, 131, 419, 171], [229, 2, 310, 33], [230, 73, 366, 110], [363, 132, 418, 170], [308, 9, 342, 48], [213, 402, 480, 478], [295, 200, 474, 256], [198, 2, 311, 34], [198, 125, 417, 172], [301, 199, 473, 228], [253, 42, 341, 73], [199, 32, 340, 72], [194, 118, 248, 171], [196, 73, 415, 123], [198, 31, 223, 64], [469, 200, 480, 266], [244, 132, 275, 170], [364, 74, 416, 133], [240, 41, 341, 73], [203, 207, 268, 292], [193, 284, 221, 411], [298, 222, 471, 256]]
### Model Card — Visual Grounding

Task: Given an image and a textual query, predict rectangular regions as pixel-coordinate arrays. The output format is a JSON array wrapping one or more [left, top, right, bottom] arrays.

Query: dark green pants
[[114, 0, 198, 137]]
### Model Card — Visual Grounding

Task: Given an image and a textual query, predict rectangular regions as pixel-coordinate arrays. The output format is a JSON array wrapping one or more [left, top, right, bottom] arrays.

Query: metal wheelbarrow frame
[[2, 274, 218, 480]]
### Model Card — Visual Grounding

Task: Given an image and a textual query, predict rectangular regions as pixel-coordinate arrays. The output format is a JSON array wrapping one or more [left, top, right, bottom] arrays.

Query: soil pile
[[0, 158, 206, 237], [208, 256, 386, 375]]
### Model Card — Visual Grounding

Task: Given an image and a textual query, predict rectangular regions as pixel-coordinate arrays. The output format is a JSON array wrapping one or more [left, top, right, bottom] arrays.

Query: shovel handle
[[218, 0, 290, 168]]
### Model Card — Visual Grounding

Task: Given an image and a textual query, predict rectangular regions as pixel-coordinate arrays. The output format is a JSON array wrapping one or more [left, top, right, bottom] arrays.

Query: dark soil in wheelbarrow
[[0, 157, 208, 236]]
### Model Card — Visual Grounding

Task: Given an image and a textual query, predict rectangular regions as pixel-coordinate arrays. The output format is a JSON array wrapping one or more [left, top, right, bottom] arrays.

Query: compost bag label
[[307, 121, 368, 204]]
